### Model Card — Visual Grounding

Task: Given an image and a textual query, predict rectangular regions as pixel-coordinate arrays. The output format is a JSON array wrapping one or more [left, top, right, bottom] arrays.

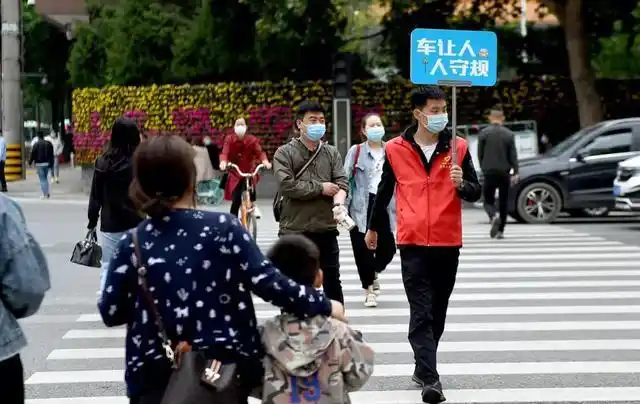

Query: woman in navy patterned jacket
[[97, 135, 345, 404]]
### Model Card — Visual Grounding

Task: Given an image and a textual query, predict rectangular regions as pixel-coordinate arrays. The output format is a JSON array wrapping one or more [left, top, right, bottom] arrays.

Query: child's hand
[[330, 300, 347, 323]]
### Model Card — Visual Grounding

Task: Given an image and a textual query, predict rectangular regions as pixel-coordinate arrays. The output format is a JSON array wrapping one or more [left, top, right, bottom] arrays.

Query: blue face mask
[[425, 113, 449, 134], [366, 127, 385, 142], [305, 123, 326, 141]]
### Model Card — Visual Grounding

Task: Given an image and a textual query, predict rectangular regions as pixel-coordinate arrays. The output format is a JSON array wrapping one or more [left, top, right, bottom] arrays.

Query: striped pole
[[5, 143, 22, 181]]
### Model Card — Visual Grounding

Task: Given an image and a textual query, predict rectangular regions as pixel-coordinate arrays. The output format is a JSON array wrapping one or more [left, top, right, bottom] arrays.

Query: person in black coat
[[29, 132, 55, 199], [87, 117, 143, 295]]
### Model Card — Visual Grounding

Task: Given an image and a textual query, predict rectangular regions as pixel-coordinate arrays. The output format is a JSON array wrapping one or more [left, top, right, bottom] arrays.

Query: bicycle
[[226, 163, 265, 240]]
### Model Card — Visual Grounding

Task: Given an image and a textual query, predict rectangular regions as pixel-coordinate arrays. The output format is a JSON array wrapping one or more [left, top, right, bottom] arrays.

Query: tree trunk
[[558, 0, 604, 127]]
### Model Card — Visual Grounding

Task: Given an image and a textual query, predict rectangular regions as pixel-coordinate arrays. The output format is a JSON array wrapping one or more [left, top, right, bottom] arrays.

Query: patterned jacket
[[260, 313, 375, 403], [0, 194, 50, 361]]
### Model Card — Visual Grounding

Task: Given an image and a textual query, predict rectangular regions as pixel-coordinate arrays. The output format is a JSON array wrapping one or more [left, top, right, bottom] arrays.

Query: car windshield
[[545, 122, 607, 157]]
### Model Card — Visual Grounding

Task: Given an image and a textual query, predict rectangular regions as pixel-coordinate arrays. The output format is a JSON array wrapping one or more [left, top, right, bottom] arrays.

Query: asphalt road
[[13, 197, 640, 404]]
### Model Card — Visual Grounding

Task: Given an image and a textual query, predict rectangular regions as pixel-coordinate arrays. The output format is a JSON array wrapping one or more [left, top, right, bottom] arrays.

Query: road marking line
[[75, 305, 640, 322], [25, 362, 640, 385], [61, 320, 640, 339]]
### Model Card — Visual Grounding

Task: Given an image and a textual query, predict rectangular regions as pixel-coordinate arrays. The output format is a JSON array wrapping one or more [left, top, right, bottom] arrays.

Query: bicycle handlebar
[[226, 163, 266, 178]]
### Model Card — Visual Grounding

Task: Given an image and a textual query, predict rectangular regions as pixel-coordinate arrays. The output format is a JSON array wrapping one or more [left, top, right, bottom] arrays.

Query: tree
[[68, 4, 115, 88], [594, 4, 640, 78], [380, 0, 638, 127], [23, 0, 71, 130], [171, 0, 260, 83], [104, 0, 188, 85], [251, 0, 348, 80], [68, 0, 360, 85]]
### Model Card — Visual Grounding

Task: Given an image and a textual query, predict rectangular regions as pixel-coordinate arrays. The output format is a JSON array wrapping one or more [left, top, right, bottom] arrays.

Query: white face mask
[[234, 125, 247, 136]]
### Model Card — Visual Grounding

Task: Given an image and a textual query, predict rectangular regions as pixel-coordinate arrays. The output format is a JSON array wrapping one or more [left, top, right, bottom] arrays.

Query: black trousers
[[349, 193, 396, 289], [482, 172, 510, 232], [0, 160, 7, 191], [230, 179, 256, 217], [399, 246, 459, 383], [0, 354, 24, 404], [301, 230, 344, 304]]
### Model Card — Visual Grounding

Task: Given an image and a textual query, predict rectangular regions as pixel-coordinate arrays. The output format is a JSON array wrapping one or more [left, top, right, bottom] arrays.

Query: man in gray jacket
[[0, 194, 51, 404], [477, 106, 519, 238], [273, 101, 349, 303]]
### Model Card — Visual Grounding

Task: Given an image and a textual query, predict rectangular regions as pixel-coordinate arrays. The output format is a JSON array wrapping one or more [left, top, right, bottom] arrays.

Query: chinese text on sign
[[410, 29, 498, 86]]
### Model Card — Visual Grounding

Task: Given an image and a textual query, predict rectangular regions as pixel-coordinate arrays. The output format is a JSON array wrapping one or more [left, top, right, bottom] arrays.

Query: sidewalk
[[5, 165, 89, 200]]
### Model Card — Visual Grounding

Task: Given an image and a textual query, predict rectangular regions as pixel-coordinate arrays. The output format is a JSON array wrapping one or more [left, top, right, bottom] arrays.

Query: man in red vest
[[365, 86, 481, 404]]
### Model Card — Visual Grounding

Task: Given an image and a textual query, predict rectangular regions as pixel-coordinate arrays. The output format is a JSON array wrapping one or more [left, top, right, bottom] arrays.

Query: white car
[[614, 155, 640, 211]]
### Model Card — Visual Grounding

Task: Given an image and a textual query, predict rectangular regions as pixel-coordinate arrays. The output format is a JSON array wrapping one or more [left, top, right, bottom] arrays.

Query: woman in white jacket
[[44, 131, 63, 183]]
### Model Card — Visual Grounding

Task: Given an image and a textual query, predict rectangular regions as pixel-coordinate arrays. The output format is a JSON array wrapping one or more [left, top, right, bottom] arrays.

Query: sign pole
[[451, 85, 457, 166]]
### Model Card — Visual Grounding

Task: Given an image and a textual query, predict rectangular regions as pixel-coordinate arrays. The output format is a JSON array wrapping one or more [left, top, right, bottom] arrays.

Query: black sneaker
[[422, 380, 446, 403], [490, 216, 501, 238], [411, 373, 425, 387]]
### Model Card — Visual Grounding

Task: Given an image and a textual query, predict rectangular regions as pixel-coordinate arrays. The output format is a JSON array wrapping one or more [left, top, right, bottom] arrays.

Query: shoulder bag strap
[[352, 144, 361, 179], [293, 142, 323, 180], [132, 229, 176, 364]]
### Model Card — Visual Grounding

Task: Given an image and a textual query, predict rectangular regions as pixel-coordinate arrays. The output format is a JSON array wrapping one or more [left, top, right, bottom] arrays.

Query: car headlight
[[617, 167, 640, 180]]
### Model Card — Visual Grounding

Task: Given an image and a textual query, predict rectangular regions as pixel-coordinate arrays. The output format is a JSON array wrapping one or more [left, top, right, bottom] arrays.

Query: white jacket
[[44, 135, 63, 157]]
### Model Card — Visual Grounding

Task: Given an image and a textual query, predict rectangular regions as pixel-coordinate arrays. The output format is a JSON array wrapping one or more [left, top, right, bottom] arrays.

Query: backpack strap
[[351, 144, 361, 179]]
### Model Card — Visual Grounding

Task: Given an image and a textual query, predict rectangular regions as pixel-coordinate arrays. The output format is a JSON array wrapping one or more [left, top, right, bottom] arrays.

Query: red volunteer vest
[[385, 136, 468, 247]]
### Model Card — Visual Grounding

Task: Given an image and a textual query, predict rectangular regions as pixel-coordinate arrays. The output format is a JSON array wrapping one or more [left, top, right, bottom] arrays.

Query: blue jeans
[[99, 231, 128, 293], [52, 158, 60, 179], [36, 165, 50, 196]]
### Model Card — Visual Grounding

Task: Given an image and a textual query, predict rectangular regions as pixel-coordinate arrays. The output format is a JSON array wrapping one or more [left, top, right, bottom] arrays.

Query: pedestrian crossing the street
[[23, 214, 640, 403]]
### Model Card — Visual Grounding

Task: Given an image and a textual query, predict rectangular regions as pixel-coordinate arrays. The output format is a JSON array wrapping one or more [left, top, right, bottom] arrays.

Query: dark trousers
[[349, 193, 396, 289], [302, 230, 344, 304], [399, 246, 459, 383], [230, 179, 256, 217], [482, 172, 510, 232], [0, 354, 24, 404], [0, 160, 7, 191]]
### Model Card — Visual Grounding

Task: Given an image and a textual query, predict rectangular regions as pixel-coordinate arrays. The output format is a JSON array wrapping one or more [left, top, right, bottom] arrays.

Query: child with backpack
[[260, 234, 375, 403]]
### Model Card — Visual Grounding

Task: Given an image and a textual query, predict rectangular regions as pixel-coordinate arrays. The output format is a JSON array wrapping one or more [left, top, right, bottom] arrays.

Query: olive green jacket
[[273, 138, 349, 234]]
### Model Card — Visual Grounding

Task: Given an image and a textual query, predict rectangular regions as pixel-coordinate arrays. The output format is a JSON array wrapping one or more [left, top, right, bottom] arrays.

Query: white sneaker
[[253, 206, 262, 218], [364, 287, 378, 307], [372, 276, 381, 295]]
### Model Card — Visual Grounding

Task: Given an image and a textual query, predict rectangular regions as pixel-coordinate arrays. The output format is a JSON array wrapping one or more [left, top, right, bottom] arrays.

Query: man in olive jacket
[[272, 101, 349, 303]]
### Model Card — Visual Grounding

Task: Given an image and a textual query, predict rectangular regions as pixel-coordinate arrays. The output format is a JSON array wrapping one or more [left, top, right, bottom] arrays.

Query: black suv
[[504, 118, 640, 223]]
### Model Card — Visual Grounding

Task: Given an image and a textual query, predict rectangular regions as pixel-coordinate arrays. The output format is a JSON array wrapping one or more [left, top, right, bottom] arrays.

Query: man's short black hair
[[410, 86, 446, 110], [490, 104, 504, 113], [267, 234, 320, 286], [296, 100, 325, 121]]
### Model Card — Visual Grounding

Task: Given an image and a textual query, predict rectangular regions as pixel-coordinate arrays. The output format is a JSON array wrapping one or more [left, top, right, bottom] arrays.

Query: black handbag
[[131, 230, 244, 404], [70, 229, 102, 268], [273, 143, 323, 222]]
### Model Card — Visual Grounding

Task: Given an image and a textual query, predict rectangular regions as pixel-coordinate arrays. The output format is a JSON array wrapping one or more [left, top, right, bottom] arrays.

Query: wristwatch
[[333, 203, 344, 207]]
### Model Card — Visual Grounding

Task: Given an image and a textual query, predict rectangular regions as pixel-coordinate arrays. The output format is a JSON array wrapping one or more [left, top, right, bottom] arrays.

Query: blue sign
[[410, 28, 498, 87]]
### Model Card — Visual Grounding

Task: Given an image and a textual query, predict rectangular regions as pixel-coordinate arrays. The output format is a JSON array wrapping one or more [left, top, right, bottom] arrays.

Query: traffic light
[[333, 53, 353, 99]]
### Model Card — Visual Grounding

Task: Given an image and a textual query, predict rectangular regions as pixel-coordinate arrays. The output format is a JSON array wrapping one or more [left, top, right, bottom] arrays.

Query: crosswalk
[[24, 212, 640, 403]]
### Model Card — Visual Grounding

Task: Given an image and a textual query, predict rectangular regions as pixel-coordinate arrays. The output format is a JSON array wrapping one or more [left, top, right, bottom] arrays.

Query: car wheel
[[567, 207, 610, 218], [516, 182, 562, 224]]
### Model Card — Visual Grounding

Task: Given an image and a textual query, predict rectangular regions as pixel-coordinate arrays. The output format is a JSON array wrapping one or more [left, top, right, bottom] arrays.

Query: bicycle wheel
[[246, 212, 258, 240]]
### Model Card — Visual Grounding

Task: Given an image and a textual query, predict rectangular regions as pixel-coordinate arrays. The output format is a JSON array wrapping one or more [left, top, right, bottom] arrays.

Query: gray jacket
[[344, 142, 396, 234], [0, 195, 50, 361]]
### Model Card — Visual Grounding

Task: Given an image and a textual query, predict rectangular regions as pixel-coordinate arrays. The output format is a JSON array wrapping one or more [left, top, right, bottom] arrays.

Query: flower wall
[[72, 78, 640, 165]]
